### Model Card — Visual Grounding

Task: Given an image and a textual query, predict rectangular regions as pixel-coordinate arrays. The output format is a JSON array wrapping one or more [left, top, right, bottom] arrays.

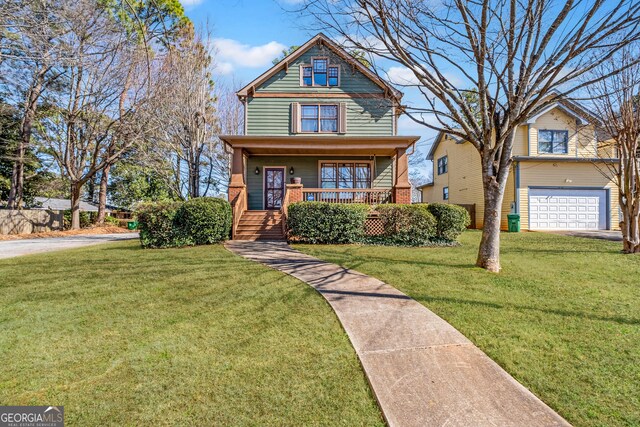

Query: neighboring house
[[420, 100, 619, 231], [30, 197, 113, 213], [221, 33, 419, 240]]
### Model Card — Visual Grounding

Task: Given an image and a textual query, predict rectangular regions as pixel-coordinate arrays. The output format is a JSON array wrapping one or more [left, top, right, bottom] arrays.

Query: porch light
[[255, 167, 260, 175], [289, 167, 295, 175]]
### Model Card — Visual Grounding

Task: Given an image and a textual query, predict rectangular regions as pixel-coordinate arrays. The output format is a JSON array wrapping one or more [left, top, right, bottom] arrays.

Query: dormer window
[[539, 130, 568, 154], [301, 58, 340, 87]]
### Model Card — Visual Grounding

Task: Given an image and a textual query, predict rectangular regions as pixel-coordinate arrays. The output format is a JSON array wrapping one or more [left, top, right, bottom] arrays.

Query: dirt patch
[[0, 226, 136, 241]]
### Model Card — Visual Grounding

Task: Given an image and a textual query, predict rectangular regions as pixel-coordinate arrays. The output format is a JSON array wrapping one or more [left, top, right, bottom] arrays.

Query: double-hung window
[[437, 156, 448, 175], [313, 59, 327, 86], [302, 66, 312, 86], [300, 104, 338, 133], [538, 130, 568, 154], [443, 187, 449, 200], [301, 59, 340, 87]]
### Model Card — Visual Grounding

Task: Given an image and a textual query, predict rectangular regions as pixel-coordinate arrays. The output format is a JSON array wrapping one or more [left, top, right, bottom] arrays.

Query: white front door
[[529, 188, 608, 230]]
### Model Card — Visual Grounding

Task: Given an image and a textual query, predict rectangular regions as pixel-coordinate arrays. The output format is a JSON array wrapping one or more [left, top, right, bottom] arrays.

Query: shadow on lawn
[[414, 294, 640, 326]]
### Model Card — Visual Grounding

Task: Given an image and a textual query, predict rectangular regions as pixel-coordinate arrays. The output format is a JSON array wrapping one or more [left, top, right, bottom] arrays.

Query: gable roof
[[236, 33, 402, 101], [426, 98, 599, 160]]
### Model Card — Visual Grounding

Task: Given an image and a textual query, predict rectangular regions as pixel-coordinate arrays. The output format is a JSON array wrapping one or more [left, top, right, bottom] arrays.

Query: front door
[[264, 167, 285, 209]]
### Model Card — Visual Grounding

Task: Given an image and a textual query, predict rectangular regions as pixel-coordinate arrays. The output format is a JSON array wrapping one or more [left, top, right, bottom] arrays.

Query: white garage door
[[529, 188, 608, 230]]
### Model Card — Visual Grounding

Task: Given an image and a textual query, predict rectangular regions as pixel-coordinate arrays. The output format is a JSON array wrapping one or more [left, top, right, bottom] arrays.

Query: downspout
[[243, 96, 248, 135], [514, 161, 520, 214]]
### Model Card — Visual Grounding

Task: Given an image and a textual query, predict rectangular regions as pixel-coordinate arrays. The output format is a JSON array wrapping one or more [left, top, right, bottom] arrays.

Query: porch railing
[[301, 188, 393, 205]]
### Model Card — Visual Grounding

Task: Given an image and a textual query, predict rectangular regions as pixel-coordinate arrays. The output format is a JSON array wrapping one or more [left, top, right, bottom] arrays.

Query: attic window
[[301, 58, 340, 87]]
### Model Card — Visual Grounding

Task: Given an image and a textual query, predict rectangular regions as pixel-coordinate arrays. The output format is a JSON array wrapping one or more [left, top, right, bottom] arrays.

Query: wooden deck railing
[[301, 188, 393, 205], [231, 187, 247, 239]]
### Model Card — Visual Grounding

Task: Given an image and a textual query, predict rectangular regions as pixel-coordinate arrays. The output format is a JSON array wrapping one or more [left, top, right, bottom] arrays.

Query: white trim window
[[539, 130, 569, 154], [301, 58, 340, 87], [301, 104, 338, 133], [437, 155, 448, 175], [443, 186, 449, 200]]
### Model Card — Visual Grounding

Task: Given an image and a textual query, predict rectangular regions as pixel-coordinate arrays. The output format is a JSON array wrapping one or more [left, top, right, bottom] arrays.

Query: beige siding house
[[420, 102, 619, 231]]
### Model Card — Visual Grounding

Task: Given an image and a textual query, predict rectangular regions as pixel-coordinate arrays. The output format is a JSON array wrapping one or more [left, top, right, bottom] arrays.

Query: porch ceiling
[[220, 135, 420, 156]]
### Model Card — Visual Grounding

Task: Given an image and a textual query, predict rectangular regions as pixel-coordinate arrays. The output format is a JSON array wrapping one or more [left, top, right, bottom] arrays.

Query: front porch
[[221, 135, 418, 240]]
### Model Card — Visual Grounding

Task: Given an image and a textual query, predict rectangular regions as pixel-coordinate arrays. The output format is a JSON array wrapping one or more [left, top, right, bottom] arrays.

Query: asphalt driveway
[[0, 233, 138, 260], [547, 230, 623, 242]]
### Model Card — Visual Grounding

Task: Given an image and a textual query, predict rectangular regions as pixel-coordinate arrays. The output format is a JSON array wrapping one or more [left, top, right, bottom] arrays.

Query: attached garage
[[528, 188, 609, 230]]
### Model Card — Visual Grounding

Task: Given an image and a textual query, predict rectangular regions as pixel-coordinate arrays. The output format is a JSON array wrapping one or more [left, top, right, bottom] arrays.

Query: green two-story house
[[221, 33, 419, 240]]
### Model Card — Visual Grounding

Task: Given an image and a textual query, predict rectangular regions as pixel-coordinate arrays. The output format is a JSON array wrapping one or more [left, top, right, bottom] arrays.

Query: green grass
[[294, 231, 640, 427], [0, 241, 384, 426]]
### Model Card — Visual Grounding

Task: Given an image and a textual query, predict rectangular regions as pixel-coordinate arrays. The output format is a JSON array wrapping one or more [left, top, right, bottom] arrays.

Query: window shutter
[[291, 102, 299, 134], [339, 102, 347, 134]]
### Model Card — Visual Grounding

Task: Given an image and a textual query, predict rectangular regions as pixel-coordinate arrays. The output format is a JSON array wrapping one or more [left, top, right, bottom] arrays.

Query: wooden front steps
[[234, 210, 285, 241]]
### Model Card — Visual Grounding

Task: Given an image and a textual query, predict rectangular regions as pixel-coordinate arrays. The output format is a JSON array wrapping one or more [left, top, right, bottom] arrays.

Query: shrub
[[63, 210, 97, 229], [136, 201, 183, 248], [174, 197, 232, 245], [376, 204, 437, 245], [427, 203, 471, 241], [287, 202, 369, 244], [104, 215, 121, 226]]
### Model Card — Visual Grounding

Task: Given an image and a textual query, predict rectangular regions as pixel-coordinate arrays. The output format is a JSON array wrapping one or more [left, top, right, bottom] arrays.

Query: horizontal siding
[[518, 161, 619, 230], [246, 97, 393, 136], [246, 155, 393, 210], [421, 136, 516, 230], [529, 109, 598, 158], [257, 46, 384, 94]]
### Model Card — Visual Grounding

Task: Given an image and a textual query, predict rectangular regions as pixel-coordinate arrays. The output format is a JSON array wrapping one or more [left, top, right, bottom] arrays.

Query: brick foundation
[[393, 186, 412, 204], [286, 184, 303, 203]]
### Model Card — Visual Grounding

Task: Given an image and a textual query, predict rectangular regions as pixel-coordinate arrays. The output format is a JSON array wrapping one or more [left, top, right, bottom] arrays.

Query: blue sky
[[180, 0, 434, 183]]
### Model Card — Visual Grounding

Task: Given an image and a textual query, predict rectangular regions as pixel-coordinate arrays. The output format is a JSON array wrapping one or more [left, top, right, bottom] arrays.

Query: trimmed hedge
[[136, 198, 231, 248], [174, 197, 232, 245], [287, 202, 369, 244], [136, 201, 184, 248], [427, 203, 471, 241], [376, 204, 437, 245]]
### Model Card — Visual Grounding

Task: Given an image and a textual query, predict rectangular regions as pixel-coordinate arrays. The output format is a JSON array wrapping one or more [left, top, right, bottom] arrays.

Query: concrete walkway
[[0, 233, 138, 260], [226, 241, 569, 427]]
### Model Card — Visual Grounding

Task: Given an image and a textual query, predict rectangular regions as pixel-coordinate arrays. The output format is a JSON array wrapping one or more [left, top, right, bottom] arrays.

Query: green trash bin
[[507, 213, 520, 232], [127, 221, 138, 230]]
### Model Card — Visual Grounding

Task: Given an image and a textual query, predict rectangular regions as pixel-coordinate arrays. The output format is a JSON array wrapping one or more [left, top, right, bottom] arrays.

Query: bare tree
[[148, 27, 223, 199], [2, 0, 69, 209], [300, 0, 640, 271], [38, 0, 147, 229], [587, 44, 640, 253]]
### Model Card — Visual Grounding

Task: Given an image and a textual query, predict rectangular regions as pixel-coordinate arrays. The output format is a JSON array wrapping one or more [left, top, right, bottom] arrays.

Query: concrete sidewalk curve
[[225, 241, 570, 427]]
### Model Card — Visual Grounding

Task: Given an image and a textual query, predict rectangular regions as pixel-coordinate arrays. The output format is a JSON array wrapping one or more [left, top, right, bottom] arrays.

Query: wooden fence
[[0, 209, 64, 235]]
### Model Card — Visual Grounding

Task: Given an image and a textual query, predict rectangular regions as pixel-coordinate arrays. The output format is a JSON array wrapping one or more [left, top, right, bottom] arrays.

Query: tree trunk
[[70, 182, 82, 230], [97, 163, 111, 225], [620, 201, 640, 253], [476, 180, 506, 271], [7, 68, 46, 209], [6, 140, 24, 209], [476, 129, 514, 272]]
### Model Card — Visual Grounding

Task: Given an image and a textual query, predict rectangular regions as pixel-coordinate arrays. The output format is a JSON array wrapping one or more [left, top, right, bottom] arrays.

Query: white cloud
[[179, 0, 203, 6], [215, 62, 235, 75], [387, 66, 420, 86], [211, 38, 287, 69]]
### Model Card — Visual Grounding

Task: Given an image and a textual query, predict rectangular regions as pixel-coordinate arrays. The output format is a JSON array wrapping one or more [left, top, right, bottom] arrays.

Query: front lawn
[[295, 231, 640, 427], [0, 241, 383, 426]]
